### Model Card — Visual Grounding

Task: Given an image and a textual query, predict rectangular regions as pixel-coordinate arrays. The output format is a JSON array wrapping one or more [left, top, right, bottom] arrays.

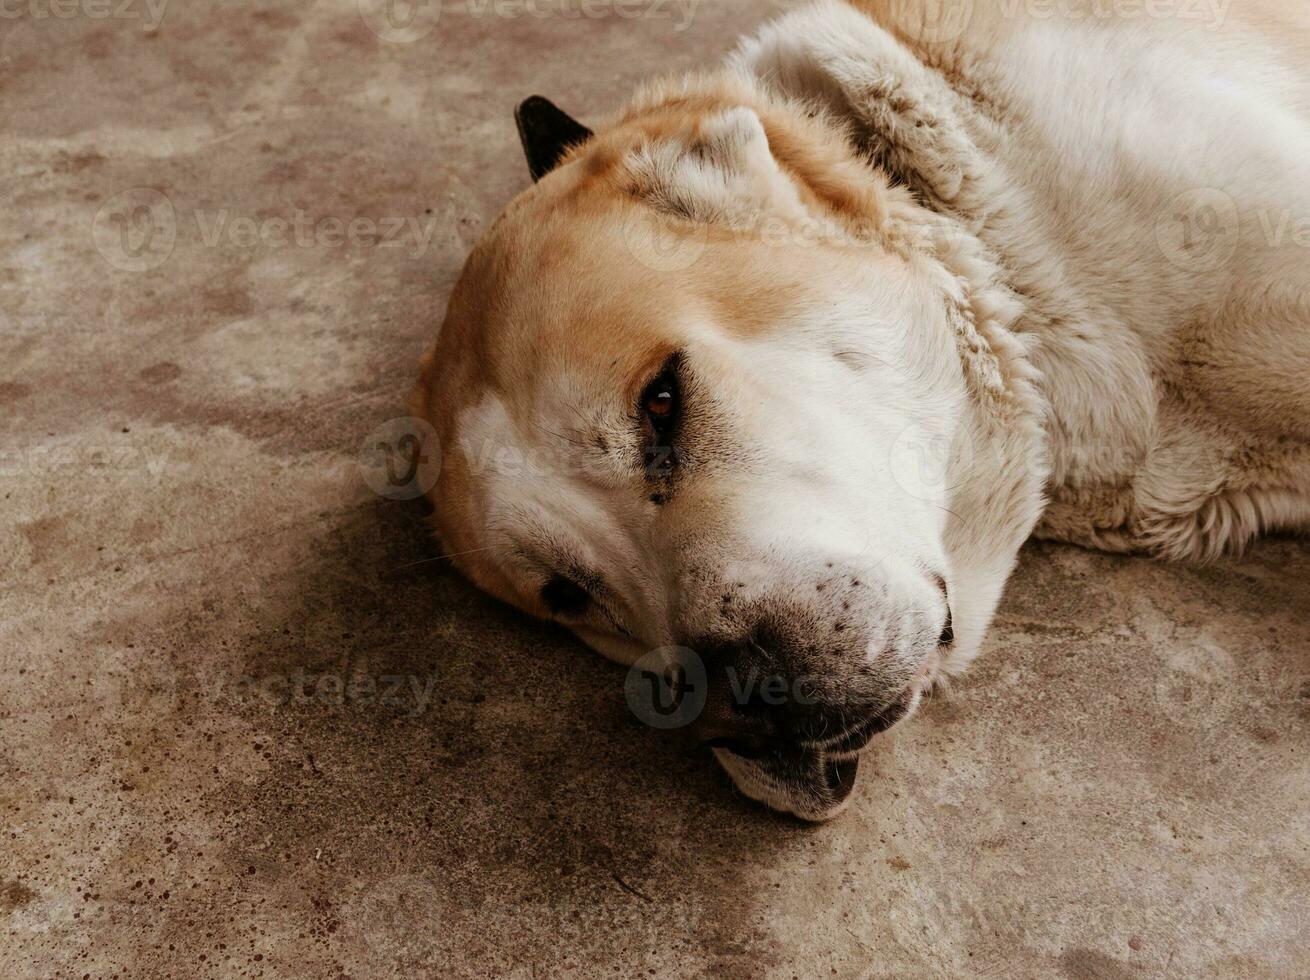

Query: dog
[[410, 0, 1310, 819]]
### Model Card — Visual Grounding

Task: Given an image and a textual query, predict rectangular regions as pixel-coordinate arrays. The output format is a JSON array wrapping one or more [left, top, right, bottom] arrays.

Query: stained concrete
[[1, 2, 1308, 978]]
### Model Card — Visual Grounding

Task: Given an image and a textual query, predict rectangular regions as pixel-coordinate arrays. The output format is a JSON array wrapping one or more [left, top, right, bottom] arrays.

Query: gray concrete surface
[[2, 1, 1308, 977]]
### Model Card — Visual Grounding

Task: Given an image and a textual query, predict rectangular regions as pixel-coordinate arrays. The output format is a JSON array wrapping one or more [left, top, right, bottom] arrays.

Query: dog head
[[411, 76, 1042, 820]]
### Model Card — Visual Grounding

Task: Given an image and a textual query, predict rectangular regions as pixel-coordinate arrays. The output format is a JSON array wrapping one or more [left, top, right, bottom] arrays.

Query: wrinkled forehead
[[436, 195, 850, 432], [444, 202, 676, 401], [421, 189, 686, 584], [485, 223, 684, 403]]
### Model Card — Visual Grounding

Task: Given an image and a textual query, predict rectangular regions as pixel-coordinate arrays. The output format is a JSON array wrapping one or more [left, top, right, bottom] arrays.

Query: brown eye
[[639, 355, 682, 480], [639, 364, 679, 429], [645, 388, 674, 418]]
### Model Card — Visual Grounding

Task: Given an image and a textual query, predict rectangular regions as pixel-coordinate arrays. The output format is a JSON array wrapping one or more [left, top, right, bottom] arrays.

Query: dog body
[[413, 0, 1310, 818]]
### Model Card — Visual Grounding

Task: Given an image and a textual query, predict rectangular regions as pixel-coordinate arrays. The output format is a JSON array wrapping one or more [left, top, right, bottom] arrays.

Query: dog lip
[[823, 755, 859, 797], [710, 690, 912, 758], [712, 743, 862, 821], [710, 691, 920, 820], [806, 687, 918, 755]]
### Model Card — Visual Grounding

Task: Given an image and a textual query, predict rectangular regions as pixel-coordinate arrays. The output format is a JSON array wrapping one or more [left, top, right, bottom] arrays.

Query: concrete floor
[[2, 1, 1308, 977]]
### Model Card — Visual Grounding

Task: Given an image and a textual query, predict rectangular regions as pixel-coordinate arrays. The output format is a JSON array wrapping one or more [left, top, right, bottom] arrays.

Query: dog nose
[[686, 641, 822, 754], [690, 667, 786, 757], [683, 635, 915, 756]]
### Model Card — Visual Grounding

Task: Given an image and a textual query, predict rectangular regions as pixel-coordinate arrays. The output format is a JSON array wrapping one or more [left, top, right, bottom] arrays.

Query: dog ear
[[514, 96, 593, 182], [620, 106, 812, 226]]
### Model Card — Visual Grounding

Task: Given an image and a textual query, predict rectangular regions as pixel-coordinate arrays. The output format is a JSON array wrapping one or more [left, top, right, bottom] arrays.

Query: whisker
[[530, 420, 590, 450], [392, 544, 500, 570]]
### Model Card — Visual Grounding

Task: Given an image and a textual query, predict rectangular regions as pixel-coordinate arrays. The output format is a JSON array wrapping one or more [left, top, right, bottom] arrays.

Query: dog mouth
[[811, 688, 918, 758], [711, 687, 921, 821]]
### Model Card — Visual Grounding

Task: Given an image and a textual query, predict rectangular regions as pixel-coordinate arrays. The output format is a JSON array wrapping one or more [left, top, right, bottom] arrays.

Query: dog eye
[[640, 366, 679, 430], [540, 576, 590, 617]]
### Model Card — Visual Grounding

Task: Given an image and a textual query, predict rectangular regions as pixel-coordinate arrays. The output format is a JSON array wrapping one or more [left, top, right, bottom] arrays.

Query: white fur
[[733, 0, 1310, 578]]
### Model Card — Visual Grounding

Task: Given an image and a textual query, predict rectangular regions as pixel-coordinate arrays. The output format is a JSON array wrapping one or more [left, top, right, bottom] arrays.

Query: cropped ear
[[514, 96, 594, 182], [620, 106, 810, 225]]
